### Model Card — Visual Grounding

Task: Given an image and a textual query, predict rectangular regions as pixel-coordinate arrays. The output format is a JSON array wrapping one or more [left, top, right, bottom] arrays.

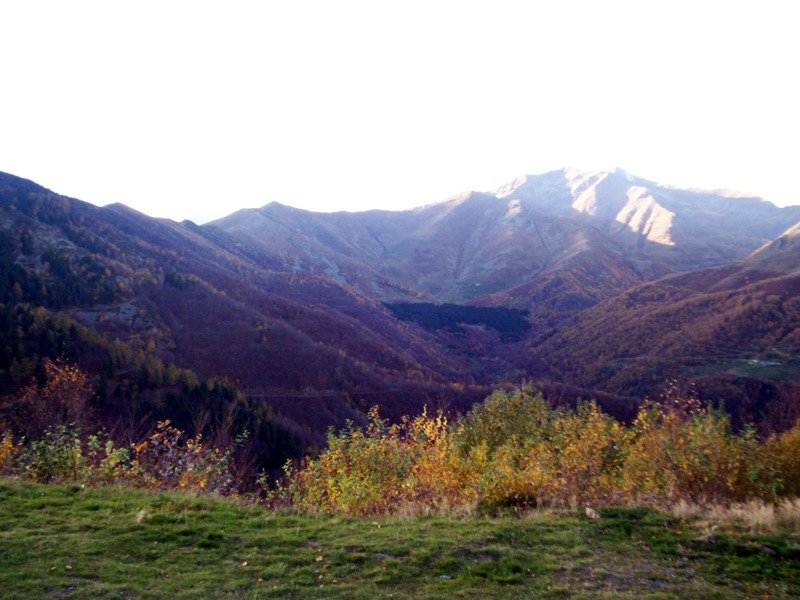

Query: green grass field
[[1, 480, 798, 598]]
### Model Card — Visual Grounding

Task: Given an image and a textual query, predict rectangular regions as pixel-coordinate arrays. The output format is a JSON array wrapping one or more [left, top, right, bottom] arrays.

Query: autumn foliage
[[1, 360, 236, 494], [277, 406, 476, 516], [275, 386, 800, 515], [3, 363, 800, 516], [18, 358, 94, 438], [5, 420, 235, 494]]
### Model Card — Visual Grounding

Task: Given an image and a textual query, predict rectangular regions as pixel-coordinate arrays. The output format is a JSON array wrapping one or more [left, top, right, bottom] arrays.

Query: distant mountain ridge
[[212, 191, 647, 312], [211, 168, 800, 321]]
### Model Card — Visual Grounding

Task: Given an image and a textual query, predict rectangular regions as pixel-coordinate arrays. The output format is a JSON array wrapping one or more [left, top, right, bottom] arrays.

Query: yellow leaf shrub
[[621, 398, 773, 504], [549, 402, 628, 505], [280, 386, 798, 516], [765, 418, 800, 497], [0, 431, 16, 475], [283, 406, 475, 516]]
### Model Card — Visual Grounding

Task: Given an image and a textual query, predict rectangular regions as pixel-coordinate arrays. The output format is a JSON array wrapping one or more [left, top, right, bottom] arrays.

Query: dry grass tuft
[[715, 500, 776, 533], [672, 497, 800, 534], [777, 497, 800, 532], [670, 498, 704, 521]]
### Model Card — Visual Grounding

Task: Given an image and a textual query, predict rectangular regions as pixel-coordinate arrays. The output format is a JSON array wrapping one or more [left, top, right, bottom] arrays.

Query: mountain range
[[2, 167, 800, 459]]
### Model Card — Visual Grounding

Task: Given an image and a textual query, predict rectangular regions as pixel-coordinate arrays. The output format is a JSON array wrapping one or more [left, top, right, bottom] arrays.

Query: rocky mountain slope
[[495, 167, 800, 272]]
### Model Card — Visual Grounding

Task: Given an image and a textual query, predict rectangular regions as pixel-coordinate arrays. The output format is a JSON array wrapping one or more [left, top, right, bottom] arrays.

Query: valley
[[2, 167, 800, 472]]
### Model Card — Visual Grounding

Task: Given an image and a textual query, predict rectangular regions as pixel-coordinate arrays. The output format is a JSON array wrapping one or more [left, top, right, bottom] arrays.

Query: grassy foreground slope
[[1, 481, 798, 599]]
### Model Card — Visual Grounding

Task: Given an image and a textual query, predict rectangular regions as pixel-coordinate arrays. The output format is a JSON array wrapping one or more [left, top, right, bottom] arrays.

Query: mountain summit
[[494, 168, 800, 271]]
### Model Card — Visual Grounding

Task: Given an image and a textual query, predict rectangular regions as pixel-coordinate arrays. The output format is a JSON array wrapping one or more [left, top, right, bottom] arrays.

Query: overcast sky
[[2, 1, 798, 223]]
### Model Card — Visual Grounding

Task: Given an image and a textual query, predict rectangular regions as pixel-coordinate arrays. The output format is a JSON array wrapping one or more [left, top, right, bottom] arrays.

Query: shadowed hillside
[[536, 225, 800, 431]]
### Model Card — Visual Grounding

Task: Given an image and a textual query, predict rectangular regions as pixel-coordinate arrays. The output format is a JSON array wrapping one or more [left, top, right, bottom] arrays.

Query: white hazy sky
[[2, 1, 798, 223]]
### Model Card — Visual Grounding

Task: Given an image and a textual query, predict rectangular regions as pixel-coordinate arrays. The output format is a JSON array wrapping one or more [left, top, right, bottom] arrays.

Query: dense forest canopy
[[385, 302, 531, 341]]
